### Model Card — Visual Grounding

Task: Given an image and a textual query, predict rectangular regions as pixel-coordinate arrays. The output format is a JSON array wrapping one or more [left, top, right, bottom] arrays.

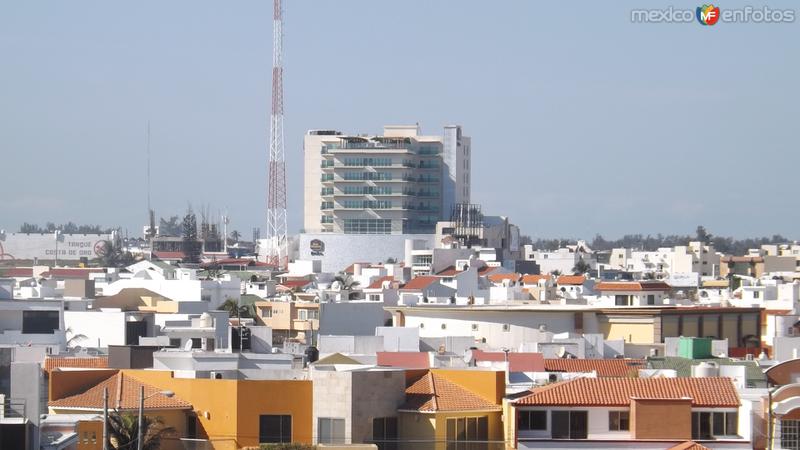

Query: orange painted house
[[48, 369, 313, 450]]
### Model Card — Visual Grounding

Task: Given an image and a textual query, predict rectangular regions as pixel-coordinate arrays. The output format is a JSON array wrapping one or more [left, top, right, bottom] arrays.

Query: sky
[[1, 1, 798, 241]]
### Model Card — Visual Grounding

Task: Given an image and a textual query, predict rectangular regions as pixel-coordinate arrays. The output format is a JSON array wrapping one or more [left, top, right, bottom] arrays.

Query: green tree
[[230, 230, 241, 242], [106, 410, 175, 450], [182, 208, 201, 263], [159, 216, 182, 236], [218, 298, 254, 319], [98, 242, 135, 268], [571, 259, 591, 275]]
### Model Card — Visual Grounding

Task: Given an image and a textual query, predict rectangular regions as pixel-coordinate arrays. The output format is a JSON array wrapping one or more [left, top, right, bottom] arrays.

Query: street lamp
[[137, 386, 174, 450]]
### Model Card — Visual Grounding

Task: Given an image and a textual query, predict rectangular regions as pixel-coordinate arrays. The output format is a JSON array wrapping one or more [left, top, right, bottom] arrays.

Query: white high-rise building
[[303, 124, 470, 235]]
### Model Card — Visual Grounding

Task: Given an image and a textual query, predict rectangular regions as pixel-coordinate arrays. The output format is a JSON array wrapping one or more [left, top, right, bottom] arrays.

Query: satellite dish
[[183, 340, 193, 351], [556, 346, 567, 359], [463, 349, 474, 364]]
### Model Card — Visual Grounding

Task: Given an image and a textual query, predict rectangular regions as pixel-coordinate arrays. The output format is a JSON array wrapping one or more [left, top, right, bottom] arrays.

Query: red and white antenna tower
[[266, 0, 288, 268]]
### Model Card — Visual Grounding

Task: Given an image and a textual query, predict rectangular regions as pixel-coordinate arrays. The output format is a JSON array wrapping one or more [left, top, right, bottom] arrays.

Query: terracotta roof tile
[[472, 350, 545, 372], [543, 358, 644, 377], [667, 441, 712, 450], [152, 251, 185, 260], [595, 281, 671, 292], [401, 372, 501, 412], [477, 266, 499, 276], [436, 266, 458, 276], [521, 274, 551, 285], [514, 377, 739, 407], [487, 273, 520, 283], [49, 372, 191, 410], [367, 276, 394, 289], [43, 356, 109, 374], [377, 352, 431, 369], [556, 275, 586, 285], [401, 276, 440, 291], [0, 268, 34, 278]]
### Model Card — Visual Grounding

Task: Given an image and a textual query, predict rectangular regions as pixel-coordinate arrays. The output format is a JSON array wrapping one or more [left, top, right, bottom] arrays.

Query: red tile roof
[[43, 356, 109, 375], [44, 268, 105, 279], [343, 262, 374, 274], [595, 281, 671, 292], [542, 358, 645, 377], [436, 266, 459, 276], [377, 352, 431, 369], [367, 276, 394, 290], [478, 266, 499, 276], [401, 276, 440, 291], [668, 441, 712, 450], [49, 372, 192, 410], [401, 372, 501, 412], [487, 273, 521, 283], [514, 377, 739, 407], [556, 275, 586, 285], [521, 274, 551, 285], [472, 350, 545, 372], [152, 251, 185, 260], [0, 267, 34, 278]]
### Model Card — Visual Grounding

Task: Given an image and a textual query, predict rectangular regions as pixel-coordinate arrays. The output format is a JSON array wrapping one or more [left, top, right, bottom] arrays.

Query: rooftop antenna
[[145, 121, 156, 240], [266, 0, 288, 269]]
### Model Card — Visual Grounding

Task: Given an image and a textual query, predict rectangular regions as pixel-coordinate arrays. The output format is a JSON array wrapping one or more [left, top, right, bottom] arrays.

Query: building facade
[[303, 124, 470, 235]]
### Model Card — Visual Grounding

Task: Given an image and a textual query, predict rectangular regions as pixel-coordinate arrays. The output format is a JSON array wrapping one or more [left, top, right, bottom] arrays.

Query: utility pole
[[266, 0, 288, 269]]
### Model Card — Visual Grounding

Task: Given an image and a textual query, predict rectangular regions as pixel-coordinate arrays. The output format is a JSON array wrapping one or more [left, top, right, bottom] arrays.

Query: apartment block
[[304, 124, 470, 235]]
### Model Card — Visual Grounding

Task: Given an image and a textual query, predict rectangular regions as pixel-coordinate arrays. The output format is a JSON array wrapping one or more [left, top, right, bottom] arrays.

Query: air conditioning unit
[[210, 371, 224, 380]]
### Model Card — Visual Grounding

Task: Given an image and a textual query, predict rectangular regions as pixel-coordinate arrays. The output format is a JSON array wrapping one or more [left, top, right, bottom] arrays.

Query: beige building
[[255, 300, 319, 343]]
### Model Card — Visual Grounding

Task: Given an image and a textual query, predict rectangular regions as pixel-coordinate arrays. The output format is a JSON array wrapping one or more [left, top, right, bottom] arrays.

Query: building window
[[259, 415, 292, 443], [446, 416, 488, 450], [318, 417, 346, 444], [615, 295, 630, 306], [782, 420, 800, 450], [441, 323, 447, 330], [753, 291, 760, 299], [646, 294, 656, 305], [691, 411, 738, 439], [369, 294, 381, 301], [471, 323, 479, 331], [518, 410, 547, 431], [190, 338, 202, 349], [608, 411, 629, 431], [343, 218, 392, 235], [551, 411, 587, 439], [502, 324, 511, 332], [419, 323, 425, 329], [372, 417, 398, 450]]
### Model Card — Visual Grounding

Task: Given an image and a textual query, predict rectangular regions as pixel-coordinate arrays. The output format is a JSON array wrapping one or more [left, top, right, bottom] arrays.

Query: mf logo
[[697, 4, 721, 25]]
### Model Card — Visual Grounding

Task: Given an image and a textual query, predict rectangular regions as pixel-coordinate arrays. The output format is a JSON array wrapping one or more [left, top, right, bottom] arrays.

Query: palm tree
[[333, 273, 360, 290], [65, 327, 87, 348], [106, 410, 175, 450], [230, 230, 241, 242], [218, 298, 254, 319], [333, 273, 360, 300], [572, 259, 591, 275]]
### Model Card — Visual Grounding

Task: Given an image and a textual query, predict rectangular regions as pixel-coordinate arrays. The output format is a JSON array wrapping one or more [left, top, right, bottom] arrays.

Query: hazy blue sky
[[1, 1, 798, 240]]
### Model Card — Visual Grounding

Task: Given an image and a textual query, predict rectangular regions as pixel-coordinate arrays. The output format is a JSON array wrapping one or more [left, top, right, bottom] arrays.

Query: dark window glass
[[551, 411, 570, 439], [551, 411, 587, 439], [259, 414, 291, 443], [519, 411, 547, 431], [22, 310, 60, 334]]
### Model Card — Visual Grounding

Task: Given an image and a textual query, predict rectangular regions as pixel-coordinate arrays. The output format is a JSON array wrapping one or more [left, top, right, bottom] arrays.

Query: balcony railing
[[0, 398, 26, 420]]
